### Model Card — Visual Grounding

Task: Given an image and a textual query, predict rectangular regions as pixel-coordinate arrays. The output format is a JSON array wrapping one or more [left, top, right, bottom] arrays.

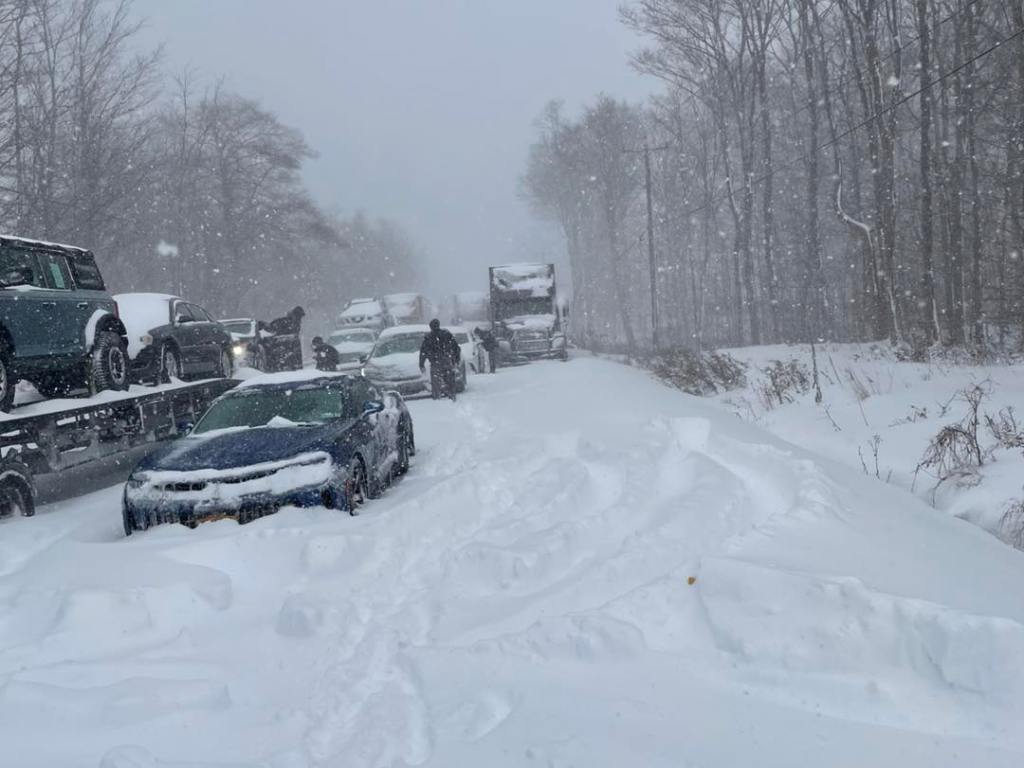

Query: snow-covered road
[[2, 357, 1023, 767]]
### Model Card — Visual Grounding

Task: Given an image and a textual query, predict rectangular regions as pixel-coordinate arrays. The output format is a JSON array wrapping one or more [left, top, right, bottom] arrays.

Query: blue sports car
[[122, 371, 414, 534]]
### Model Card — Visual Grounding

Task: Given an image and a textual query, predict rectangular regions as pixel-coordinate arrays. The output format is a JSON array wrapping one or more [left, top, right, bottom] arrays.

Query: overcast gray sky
[[133, 0, 654, 295]]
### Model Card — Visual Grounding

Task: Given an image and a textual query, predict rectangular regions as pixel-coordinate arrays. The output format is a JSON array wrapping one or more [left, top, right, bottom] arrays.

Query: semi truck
[[488, 263, 568, 361]]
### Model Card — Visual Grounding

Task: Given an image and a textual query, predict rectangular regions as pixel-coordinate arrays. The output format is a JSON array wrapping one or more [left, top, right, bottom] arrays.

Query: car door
[[185, 303, 222, 374], [354, 379, 391, 474], [34, 251, 81, 357], [0, 247, 51, 359], [170, 301, 203, 374]]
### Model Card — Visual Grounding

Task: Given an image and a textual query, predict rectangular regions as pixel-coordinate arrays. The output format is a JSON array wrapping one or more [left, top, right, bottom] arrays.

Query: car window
[[38, 252, 73, 290], [173, 302, 195, 324], [188, 303, 213, 322], [0, 247, 46, 288], [371, 335, 423, 357], [193, 385, 349, 432], [67, 252, 106, 290], [453, 332, 469, 343]]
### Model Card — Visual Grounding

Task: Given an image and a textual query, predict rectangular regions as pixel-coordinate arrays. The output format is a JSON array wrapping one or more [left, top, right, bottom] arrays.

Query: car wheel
[[345, 458, 369, 515], [407, 423, 416, 456], [160, 345, 182, 383], [0, 467, 34, 518], [216, 347, 234, 379], [92, 331, 129, 393]]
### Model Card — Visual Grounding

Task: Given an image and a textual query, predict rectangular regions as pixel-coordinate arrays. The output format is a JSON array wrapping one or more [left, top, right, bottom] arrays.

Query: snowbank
[[2, 356, 1022, 767]]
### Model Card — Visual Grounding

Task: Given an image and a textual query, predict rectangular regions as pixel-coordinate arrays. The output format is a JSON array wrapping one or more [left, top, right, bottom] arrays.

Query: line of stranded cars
[[0, 234, 564, 533], [0, 235, 420, 533]]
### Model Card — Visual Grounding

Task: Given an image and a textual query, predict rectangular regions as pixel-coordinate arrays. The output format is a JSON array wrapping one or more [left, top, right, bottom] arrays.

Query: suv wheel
[[0, 345, 14, 413], [216, 347, 234, 379], [92, 331, 129, 393], [160, 345, 182, 383]]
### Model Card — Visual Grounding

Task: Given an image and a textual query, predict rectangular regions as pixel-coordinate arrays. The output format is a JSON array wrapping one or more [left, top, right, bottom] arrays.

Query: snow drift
[[1, 356, 1022, 767]]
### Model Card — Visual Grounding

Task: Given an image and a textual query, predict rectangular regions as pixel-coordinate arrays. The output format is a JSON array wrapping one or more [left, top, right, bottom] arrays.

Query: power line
[[678, 21, 1024, 220]]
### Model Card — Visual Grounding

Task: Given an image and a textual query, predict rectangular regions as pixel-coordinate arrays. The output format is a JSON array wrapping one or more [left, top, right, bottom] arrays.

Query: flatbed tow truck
[[0, 379, 237, 519]]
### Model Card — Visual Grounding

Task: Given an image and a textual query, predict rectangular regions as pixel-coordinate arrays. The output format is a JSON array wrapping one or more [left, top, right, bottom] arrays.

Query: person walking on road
[[311, 336, 340, 372], [474, 326, 499, 373], [419, 319, 461, 400]]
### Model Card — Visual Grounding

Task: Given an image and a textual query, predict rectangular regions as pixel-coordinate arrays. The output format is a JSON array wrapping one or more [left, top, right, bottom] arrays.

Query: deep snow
[[1, 357, 1023, 767]]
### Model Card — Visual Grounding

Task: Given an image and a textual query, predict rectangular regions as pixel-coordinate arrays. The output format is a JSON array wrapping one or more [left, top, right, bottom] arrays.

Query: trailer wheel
[[92, 331, 129, 393], [0, 467, 34, 518], [0, 345, 14, 413]]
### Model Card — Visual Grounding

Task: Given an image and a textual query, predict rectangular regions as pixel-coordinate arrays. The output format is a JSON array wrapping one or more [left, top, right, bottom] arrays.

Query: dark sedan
[[121, 371, 414, 533], [115, 293, 234, 384]]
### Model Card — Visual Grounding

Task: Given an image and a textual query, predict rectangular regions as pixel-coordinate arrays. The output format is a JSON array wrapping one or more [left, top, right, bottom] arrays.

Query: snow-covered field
[[2, 357, 1023, 767], [715, 343, 1024, 543]]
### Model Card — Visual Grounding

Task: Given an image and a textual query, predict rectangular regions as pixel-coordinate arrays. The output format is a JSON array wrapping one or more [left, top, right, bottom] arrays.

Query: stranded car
[[326, 327, 377, 370], [336, 298, 392, 332], [363, 324, 467, 396], [121, 371, 414, 533], [0, 235, 129, 411], [220, 317, 267, 370], [115, 293, 234, 384], [362, 325, 431, 397]]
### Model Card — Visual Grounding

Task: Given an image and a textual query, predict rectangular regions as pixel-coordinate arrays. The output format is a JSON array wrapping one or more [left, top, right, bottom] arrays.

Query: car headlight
[[232, 344, 246, 357], [126, 473, 149, 490]]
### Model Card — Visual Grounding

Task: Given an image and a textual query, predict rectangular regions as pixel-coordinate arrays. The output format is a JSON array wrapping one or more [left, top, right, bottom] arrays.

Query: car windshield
[[221, 320, 253, 335], [329, 329, 374, 345], [453, 332, 469, 344], [193, 385, 349, 433], [372, 335, 422, 357]]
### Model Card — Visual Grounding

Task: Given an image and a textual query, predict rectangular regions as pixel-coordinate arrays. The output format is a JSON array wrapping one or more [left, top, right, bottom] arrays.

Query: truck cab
[[488, 263, 568, 362]]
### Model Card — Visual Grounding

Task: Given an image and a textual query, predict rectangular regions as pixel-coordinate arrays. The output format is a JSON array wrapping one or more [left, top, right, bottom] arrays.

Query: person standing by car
[[263, 306, 305, 371], [474, 326, 498, 373], [419, 319, 461, 400], [311, 336, 340, 371]]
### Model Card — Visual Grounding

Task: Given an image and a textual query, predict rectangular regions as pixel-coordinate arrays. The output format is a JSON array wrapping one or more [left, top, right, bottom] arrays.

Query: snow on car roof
[[340, 299, 382, 317], [236, 369, 356, 389], [378, 324, 429, 339], [0, 234, 89, 253], [114, 293, 179, 357]]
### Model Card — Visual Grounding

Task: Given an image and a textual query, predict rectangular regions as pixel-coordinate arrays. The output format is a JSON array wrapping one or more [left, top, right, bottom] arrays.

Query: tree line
[[0, 0, 419, 320], [524, 0, 1024, 354]]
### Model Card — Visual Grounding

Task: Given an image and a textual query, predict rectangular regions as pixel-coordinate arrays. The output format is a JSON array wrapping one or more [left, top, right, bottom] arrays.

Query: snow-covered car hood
[[137, 424, 347, 472], [364, 352, 423, 380], [333, 340, 374, 358]]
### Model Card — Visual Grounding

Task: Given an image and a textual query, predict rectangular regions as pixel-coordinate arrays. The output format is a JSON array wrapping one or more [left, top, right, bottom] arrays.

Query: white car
[[362, 324, 468, 396], [326, 327, 377, 371], [449, 326, 484, 379], [362, 325, 431, 397], [337, 298, 391, 332]]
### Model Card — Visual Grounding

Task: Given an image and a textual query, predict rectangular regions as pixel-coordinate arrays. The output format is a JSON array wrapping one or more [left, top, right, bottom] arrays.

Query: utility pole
[[643, 144, 659, 353]]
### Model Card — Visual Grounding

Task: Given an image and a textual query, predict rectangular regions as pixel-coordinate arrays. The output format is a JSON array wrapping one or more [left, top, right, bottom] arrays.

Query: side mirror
[[0, 267, 32, 288], [178, 421, 195, 434], [362, 400, 385, 415], [359, 354, 369, 364]]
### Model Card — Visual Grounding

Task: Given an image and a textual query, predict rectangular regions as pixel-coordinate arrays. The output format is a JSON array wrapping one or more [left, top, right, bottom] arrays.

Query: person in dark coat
[[474, 326, 499, 373], [311, 336, 340, 372], [419, 319, 461, 400], [263, 306, 305, 371]]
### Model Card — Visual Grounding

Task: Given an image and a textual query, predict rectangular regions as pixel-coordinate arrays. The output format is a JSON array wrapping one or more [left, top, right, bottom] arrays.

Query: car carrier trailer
[[0, 379, 236, 519]]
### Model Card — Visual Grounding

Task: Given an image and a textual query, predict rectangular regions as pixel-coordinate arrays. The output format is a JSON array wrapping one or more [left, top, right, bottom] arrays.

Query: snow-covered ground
[[2, 357, 1023, 767], [714, 343, 1024, 543]]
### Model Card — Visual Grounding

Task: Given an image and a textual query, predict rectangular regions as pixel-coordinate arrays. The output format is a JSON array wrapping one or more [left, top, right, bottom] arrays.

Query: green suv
[[0, 236, 129, 412]]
